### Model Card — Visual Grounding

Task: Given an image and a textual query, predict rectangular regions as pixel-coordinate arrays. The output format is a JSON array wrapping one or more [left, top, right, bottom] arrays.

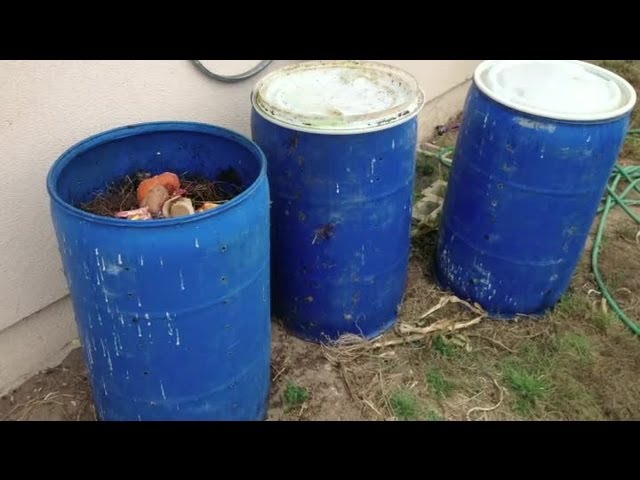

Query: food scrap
[[79, 167, 244, 221]]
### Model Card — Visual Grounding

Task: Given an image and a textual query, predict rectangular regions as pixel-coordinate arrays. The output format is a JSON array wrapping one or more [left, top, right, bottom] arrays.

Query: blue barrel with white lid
[[435, 60, 637, 318], [251, 61, 425, 342]]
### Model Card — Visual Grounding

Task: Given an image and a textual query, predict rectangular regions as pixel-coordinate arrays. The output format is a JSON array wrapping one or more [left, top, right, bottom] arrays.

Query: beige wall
[[0, 60, 479, 393]]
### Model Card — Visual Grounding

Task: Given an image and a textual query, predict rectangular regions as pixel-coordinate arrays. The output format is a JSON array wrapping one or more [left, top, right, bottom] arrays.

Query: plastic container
[[435, 60, 637, 318], [47, 122, 271, 420], [251, 61, 425, 341]]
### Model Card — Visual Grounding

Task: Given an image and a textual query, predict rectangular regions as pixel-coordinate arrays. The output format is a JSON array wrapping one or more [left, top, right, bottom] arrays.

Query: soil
[[0, 322, 363, 421]]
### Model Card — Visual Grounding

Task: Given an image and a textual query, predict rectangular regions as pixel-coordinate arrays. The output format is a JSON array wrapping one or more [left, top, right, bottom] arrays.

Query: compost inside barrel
[[79, 168, 245, 220]]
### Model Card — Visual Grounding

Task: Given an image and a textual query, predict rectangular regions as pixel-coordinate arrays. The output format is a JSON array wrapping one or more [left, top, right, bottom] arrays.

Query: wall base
[[0, 296, 78, 396]]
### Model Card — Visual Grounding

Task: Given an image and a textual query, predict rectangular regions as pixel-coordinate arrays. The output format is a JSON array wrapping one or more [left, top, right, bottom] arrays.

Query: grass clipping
[[323, 295, 486, 365], [321, 294, 486, 420]]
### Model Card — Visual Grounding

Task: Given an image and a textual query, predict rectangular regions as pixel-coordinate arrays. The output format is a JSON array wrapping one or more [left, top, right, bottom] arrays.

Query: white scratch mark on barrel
[[483, 114, 488, 128], [179, 270, 185, 291], [139, 255, 144, 266], [97, 313, 103, 326], [86, 337, 94, 365], [137, 414, 141, 421], [96, 272, 101, 286], [119, 313, 124, 326], [370, 158, 376, 183], [144, 313, 150, 320], [336, 183, 340, 194], [195, 238, 200, 248], [166, 312, 174, 336], [175, 328, 181, 346], [113, 335, 119, 356], [100, 257, 106, 272], [102, 378, 108, 396], [100, 338, 106, 357], [137, 324, 142, 338], [125, 370, 130, 380], [586, 136, 591, 143], [516, 117, 556, 133], [392, 139, 395, 150], [117, 254, 123, 265], [138, 297, 143, 308], [159, 257, 164, 267], [106, 349, 113, 373], [160, 381, 167, 400]]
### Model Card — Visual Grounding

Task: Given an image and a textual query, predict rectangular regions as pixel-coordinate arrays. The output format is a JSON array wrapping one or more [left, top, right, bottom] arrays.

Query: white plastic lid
[[474, 60, 637, 121], [251, 60, 426, 134]]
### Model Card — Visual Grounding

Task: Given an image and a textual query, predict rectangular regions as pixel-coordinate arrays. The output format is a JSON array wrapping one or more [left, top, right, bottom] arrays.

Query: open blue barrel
[[436, 60, 637, 318], [47, 122, 271, 420], [251, 61, 425, 342]]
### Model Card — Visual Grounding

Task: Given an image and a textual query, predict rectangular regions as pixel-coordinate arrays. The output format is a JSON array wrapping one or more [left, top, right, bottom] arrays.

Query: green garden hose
[[420, 129, 640, 336], [592, 130, 640, 335]]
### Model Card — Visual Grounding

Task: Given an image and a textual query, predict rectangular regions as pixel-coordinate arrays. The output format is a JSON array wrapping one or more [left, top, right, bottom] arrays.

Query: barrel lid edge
[[251, 60, 426, 135], [473, 60, 637, 122]]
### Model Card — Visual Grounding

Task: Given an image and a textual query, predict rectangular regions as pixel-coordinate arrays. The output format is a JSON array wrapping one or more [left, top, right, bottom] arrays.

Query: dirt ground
[[1, 60, 639, 421]]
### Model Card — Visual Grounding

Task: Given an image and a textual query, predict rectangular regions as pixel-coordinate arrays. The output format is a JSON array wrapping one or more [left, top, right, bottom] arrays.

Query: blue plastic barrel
[[436, 60, 637, 318], [251, 61, 425, 341], [47, 122, 271, 420]]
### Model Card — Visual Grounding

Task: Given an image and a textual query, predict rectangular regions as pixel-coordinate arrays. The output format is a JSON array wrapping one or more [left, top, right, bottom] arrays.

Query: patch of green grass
[[424, 409, 444, 421], [502, 361, 549, 415], [554, 293, 615, 332], [284, 382, 309, 408], [426, 368, 454, 398], [555, 292, 591, 318], [593, 311, 616, 332], [433, 335, 458, 359], [390, 389, 419, 420], [557, 333, 593, 361]]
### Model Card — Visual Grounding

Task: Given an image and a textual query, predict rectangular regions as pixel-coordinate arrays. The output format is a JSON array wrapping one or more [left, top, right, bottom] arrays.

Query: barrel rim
[[474, 60, 637, 122], [250, 60, 426, 135], [46, 121, 268, 227]]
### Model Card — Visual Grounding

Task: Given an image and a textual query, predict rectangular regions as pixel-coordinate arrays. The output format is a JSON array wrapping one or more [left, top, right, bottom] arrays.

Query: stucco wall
[[0, 60, 480, 393]]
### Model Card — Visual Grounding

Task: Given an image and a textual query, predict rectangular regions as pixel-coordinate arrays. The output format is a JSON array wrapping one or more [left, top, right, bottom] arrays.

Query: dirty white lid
[[251, 60, 425, 134], [474, 60, 637, 121]]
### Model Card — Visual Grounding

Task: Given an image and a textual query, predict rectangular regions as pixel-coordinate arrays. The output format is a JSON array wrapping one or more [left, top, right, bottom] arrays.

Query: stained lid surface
[[252, 60, 425, 134]]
